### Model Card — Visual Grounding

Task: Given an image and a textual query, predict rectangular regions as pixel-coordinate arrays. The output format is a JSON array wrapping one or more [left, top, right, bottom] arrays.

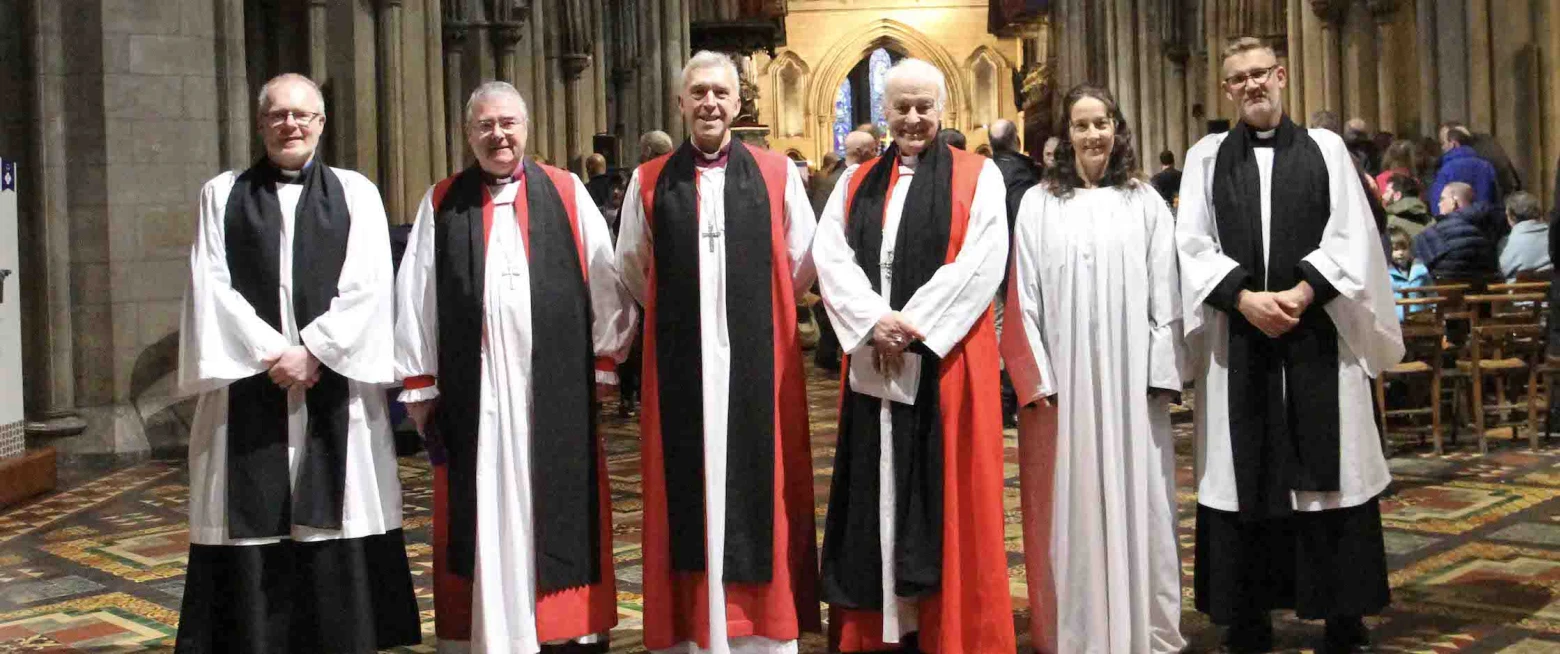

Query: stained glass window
[[868, 48, 892, 136], [833, 78, 853, 154]]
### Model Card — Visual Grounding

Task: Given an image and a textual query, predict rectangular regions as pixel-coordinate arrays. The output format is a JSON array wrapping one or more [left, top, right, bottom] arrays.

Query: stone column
[[1465, 0, 1493, 129], [21, 0, 84, 439], [1165, 43, 1189, 158], [639, 0, 664, 136], [662, 0, 685, 143], [1286, 0, 1307, 120], [1139, 0, 1164, 168], [378, 0, 407, 223], [443, 7, 470, 174], [592, 0, 608, 138], [1341, 0, 1377, 125], [1414, 0, 1439, 133], [1113, 0, 1140, 156], [309, 1, 330, 85], [425, 0, 447, 180], [1310, 0, 1345, 115], [530, 0, 551, 162], [563, 54, 591, 173], [1369, 0, 1398, 132], [542, 1, 567, 164]]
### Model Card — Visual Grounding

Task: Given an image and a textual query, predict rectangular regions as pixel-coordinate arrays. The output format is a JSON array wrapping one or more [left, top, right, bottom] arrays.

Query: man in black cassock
[[1176, 38, 1405, 654]]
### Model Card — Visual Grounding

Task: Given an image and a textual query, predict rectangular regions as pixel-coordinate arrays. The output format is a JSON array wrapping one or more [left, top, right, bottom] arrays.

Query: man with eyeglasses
[[175, 73, 419, 653], [1176, 37, 1403, 654], [394, 80, 637, 653]]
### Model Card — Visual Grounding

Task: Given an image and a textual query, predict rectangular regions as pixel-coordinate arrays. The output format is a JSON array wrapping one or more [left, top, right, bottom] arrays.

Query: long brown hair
[[1043, 84, 1143, 199]]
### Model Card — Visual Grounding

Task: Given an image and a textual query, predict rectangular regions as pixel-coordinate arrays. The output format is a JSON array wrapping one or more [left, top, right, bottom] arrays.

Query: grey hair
[[256, 73, 325, 117], [884, 58, 948, 112], [1506, 191, 1542, 223], [639, 130, 674, 161], [678, 50, 741, 91], [464, 81, 529, 124]]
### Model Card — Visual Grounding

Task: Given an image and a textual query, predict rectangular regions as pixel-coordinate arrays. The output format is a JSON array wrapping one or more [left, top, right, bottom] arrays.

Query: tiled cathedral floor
[[2, 364, 1560, 652]]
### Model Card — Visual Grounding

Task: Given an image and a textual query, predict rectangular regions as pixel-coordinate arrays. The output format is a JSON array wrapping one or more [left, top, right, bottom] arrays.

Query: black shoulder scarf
[[653, 139, 777, 583], [1208, 116, 1345, 521], [820, 136, 953, 609], [431, 159, 600, 591], [222, 157, 352, 538]]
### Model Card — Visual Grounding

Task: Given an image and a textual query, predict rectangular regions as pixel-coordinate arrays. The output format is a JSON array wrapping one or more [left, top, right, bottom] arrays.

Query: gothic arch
[[804, 19, 973, 155], [766, 51, 811, 138], [965, 46, 1013, 130]]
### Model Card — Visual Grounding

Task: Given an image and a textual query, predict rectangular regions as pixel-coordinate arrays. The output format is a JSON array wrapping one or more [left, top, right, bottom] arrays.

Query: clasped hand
[[262, 345, 322, 391], [871, 311, 924, 378], [1237, 282, 1315, 338]]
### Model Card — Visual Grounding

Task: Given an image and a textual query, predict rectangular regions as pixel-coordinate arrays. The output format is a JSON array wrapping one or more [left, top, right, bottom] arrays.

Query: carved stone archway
[[804, 19, 972, 155]]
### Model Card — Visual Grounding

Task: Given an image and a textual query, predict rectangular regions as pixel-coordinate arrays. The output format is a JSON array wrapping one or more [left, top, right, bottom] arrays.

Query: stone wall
[[757, 0, 1024, 163]]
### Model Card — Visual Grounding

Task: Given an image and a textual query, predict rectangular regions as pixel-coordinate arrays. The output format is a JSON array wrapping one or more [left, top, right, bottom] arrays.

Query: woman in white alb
[[1001, 83, 1187, 654]]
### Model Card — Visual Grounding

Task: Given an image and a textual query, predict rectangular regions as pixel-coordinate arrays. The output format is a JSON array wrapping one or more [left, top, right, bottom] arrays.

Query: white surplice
[[1176, 127, 1404, 514], [393, 174, 638, 654], [178, 167, 401, 547], [615, 155, 816, 654], [811, 154, 1009, 643], [1002, 183, 1186, 654]]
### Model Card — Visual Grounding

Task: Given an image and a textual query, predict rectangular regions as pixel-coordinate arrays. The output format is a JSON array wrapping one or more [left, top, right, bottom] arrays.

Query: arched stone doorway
[[805, 19, 973, 157]]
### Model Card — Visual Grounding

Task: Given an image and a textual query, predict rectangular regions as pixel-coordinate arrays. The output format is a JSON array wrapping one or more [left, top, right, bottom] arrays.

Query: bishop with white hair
[[813, 58, 1015, 653], [175, 73, 420, 653], [615, 50, 821, 654], [394, 80, 638, 653]]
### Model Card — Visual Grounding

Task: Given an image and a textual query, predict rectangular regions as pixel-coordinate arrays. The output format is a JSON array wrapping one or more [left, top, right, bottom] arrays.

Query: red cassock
[[829, 149, 1016, 654], [417, 163, 619, 644], [634, 146, 822, 650]]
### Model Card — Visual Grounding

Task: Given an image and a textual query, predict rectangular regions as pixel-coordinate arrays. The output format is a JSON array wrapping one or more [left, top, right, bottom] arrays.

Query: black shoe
[[1220, 613, 1273, 653], [1320, 616, 1372, 653]]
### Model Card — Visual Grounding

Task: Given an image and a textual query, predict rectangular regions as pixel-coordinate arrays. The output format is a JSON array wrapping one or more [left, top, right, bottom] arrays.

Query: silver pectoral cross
[[702, 222, 723, 253], [880, 249, 895, 275], [501, 263, 523, 290]]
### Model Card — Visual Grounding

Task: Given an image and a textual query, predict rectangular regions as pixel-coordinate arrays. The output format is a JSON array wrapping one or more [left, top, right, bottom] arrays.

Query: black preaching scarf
[[222, 157, 352, 538], [819, 135, 953, 609], [431, 159, 600, 591], [1208, 116, 1344, 522], [653, 140, 776, 583]]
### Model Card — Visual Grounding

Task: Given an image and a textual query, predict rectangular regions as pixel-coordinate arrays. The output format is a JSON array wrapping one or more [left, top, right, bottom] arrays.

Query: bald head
[[843, 130, 879, 165], [989, 119, 1019, 154]]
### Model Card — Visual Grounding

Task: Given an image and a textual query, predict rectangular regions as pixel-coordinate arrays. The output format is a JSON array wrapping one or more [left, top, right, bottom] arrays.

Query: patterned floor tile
[[1, 363, 1559, 651], [1491, 523, 1560, 547]]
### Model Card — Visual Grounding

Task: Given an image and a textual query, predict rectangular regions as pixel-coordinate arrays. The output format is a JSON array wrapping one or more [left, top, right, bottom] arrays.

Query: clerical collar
[[274, 158, 314, 184], [694, 141, 731, 169], [899, 153, 920, 170], [1251, 128, 1278, 147], [482, 166, 523, 186]]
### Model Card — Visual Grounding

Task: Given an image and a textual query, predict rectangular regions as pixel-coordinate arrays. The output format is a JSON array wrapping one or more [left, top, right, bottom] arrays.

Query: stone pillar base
[[732, 125, 771, 149]]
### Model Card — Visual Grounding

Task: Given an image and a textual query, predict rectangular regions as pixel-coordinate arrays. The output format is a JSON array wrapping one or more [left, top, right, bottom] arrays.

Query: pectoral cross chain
[[702, 222, 723, 253]]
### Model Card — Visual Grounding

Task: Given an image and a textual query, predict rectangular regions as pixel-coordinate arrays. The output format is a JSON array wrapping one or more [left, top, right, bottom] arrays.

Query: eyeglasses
[[473, 118, 524, 135], [264, 110, 322, 127], [1224, 66, 1277, 88]]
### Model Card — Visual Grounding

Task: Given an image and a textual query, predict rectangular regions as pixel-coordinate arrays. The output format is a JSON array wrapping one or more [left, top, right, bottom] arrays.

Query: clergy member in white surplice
[[1177, 37, 1404, 653], [395, 81, 637, 654], [1001, 84, 1186, 654], [616, 51, 821, 654], [813, 58, 1014, 654], [175, 73, 419, 654]]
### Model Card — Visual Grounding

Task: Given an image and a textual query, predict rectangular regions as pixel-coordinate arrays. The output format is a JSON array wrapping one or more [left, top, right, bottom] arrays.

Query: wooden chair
[[1455, 291, 1549, 453], [1375, 295, 1450, 453]]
